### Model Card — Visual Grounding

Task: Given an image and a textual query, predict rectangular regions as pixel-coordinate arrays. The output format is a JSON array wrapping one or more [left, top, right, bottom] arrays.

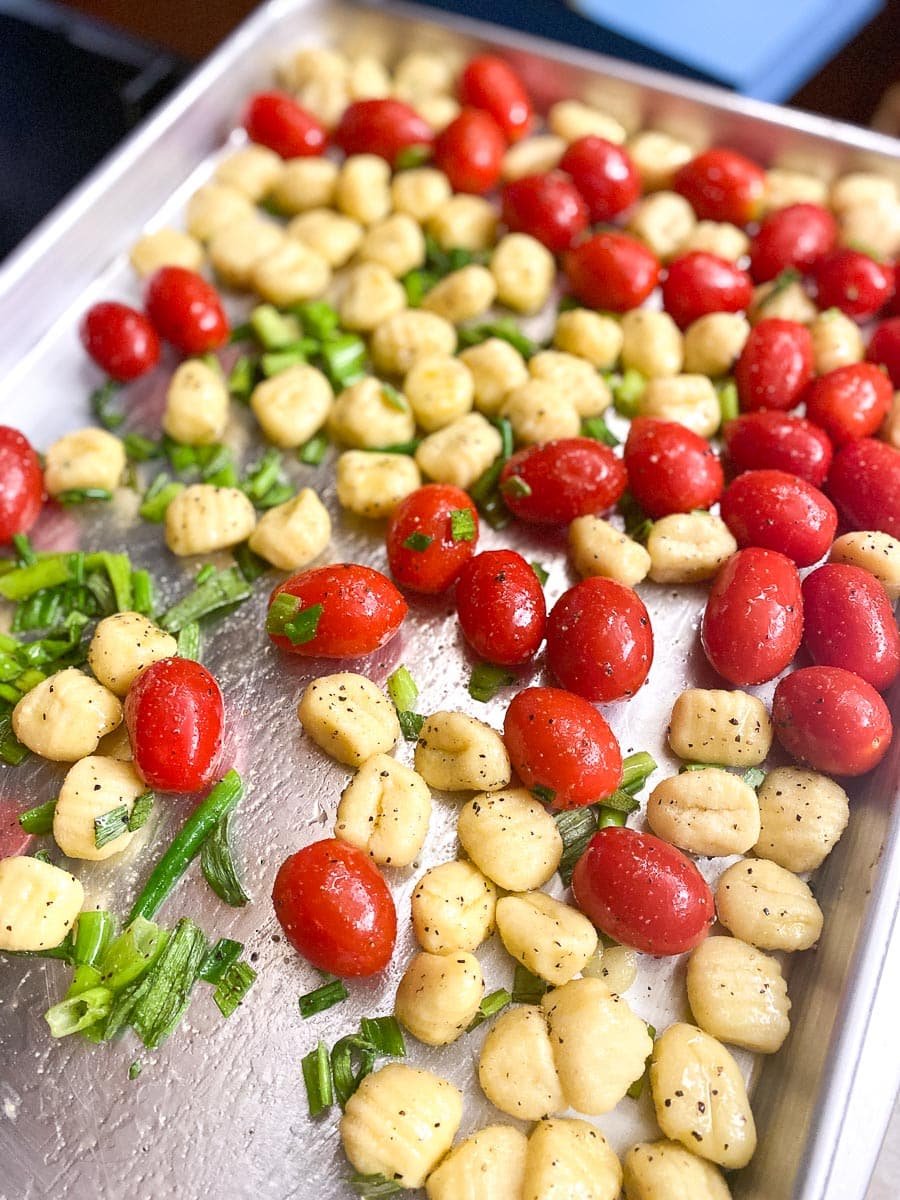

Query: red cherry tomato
[[814, 249, 895, 321], [268, 563, 406, 658], [720, 469, 837, 567], [827, 438, 900, 538], [559, 136, 641, 222], [0, 426, 43, 544], [572, 827, 715, 956], [242, 90, 327, 157], [804, 362, 893, 445], [749, 203, 837, 283], [458, 54, 533, 143], [455, 550, 546, 667], [867, 316, 900, 387], [334, 99, 434, 167], [723, 412, 833, 487], [79, 302, 160, 382], [662, 251, 753, 329], [772, 666, 893, 776], [144, 267, 229, 354], [701, 548, 803, 686], [564, 232, 660, 312], [673, 148, 765, 224], [125, 657, 224, 792], [734, 319, 814, 412], [624, 419, 723, 518], [546, 577, 653, 702], [802, 564, 900, 692], [501, 172, 589, 254], [434, 109, 506, 195], [386, 484, 479, 594], [498, 438, 627, 525], [503, 687, 623, 810], [272, 838, 396, 977]]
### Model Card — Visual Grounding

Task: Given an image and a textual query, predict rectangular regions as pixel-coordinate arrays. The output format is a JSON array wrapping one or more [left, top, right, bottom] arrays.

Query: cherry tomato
[[559, 136, 641, 222], [434, 109, 505, 194], [79, 302, 160, 382], [125, 657, 224, 792], [720, 469, 837, 567], [501, 172, 589, 254], [144, 267, 229, 354], [673, 147, 765, 224], [564, 232, 660, 312], [386, 484, 479, 594], [503, 686, 622, 810], [624, 418, 723, 518], [268, 563, 407, 658], [701, 548, 803, 686], [828, 438, 900, 539], [242, 90, 327, 158], [272, 838, 396, 977], [0, 426, 43, 544], [772, 666, 892, 776], [805, 362, 893, 445], [734, 319, 814, 412], [546, 577, 653, 702], [458, 54, 533, 143], [802, 564, 900, 691], [662, 251, 753, 329], [334, 99, 433, 167], [749, 203, 837, 283], [572, 827, 715, 956], [723, 412, 833, 487], [499, 438, 627, 525], [455, 550, 546, 667], [868, 316, 900, 387], [814, 249, 895, 321]]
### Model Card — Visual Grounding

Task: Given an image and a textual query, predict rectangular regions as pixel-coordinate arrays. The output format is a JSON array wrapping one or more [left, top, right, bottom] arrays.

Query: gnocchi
[[459, 338, 529, 415], [415, 413, 503, 488], [338, 263, 407, 331], [716, 858, 824, 951], [411, 859, 497, 954], [623, 1140, 733, 1200], [53, 755, 147, 861], [87, 611, 177, 696], [627, 192, 696, 261], [163, 359, 229, 446], [528, 351, 611, 417], [422, 264, 497, 323], [548, 99, 626, 144], [680, 220, 749, 262], [414, 710, 510, 793], [568, 515, 651, 587], [754, 766, 850, 873], [164, 485, 257, 556], [335, 753, 431, 866], [185, 181, 254, 241], [749, 278, 817, 325], [130, 227, 203, 277], [13, 668, 122, 762], [501, 379, 581, 446], [288, 209, 363, 267], [425, 1124, 527, 1200], [0, 857, 84, 953], [390, 167, 452, 223], [495, 891, 598, 985], [250, 363, 334, 448], [809, 308, 864, 374], [501, 135, 565, 182], [357, 213, 426, 277], [215, 143, 284, 201], [457, 789, 563, 892], [44, 428, 125, 496], [427, 195, 498, 251], [247, 488, 331, 571], [271, 157, 338, 214], [335, 450, 421, 519], [668, 688, 773, 767], [208, 216, 284, 289], [621, 310, 684, 379], [298, 673, 400, 767], [646, 511, 737, 583], [761, 167, 828, 213], [394, 950, 484, 1045], [639, 374, 721, 439], [252, 239, 332, 306], [627, 130, 694, 191], [524, 1119, 622, 1200], [370, 310, 457, 376], [490, 233, 556, 313], [829, 530, 900, 601], [404, 355, 474, 431], [647, 768, 761, 857], [687, 936, 791, 1054], [335, 154, 392, 225], [683, 312, 750, 377], [328, 376, 415, 448], [478, 1006, 566, 1121], [553, 308, 623, 369]]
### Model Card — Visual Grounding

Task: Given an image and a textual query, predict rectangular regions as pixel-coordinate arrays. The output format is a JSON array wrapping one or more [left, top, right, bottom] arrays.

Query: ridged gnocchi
[[683, 312, 750, 377], [495, 891, 598, 985], [298, 673, 400, 767], [502, 379, 581, 446], [478, 1005, 566, 1120], [639, 374, 720, 439], [422, 264, 497, 323], [809, 308, 864, 374], [646, 511, 737, 584], [754, 766, 850, 872], [271, 157, 337, 213], [623, 1139, 733, 1200], [647, 768, 761, 857], [247, 488, 331, 571], [163, 359, 229, 446], [390, 167, 452, 223], [44, 428, 125, 496], [186, 181, 253, 241], [404, 355, 474, 431], [716, 858, 823, 951], [628, 191, 696, 261], [627, 130, 694, 191], [130, 227, 203, 277], [668, 688, 773, 767], [411, 859, 497, 954], [394, 950, 484, 1045], [357, 213, 426, 277], [458, 789, 562, 891], [569, 515, 651, 587], [335, 753, 431, 866], [338, 263, 407, 331], [830, 530, 900, 601], [216, 143, 283, 200], [553, 307, 623, 369], [250, 364, 334, 448], [13, 668, 122, 762], [0, 857, 84, 952], [427, 194, 497, 251], [415, 414, 503, 489], [370, 310, 457, 376], [621, 309, 684, 378], [524, 1118, 622, 1200], [335, 450, 421, 519], [490, 233, 555, 313], [335, 154, 392, 225], [252, 239, 332, 306], [528, 351, 611, 417], [53, 755, 147, 861], [288, 209, 363, 267], [164, 484, 257, 556], [329, 376, 415, 449], [687, 936, 791, 1054], [208, 216, 283, 289], [414, 711, 510, 793], [87, 611, 177, 696], [459, 339, 529, 415], [425, 1124, 527, 1200]]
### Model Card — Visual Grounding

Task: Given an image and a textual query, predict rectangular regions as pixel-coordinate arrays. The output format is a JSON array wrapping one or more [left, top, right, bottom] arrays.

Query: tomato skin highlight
[[734, 319, 814, 412], [501, 172, 589, 254], [0, 426, 43, 544], [503, 686, 623, 810], [125, 657, 224, 793], [867, 316, 900, 387], [559, 136, 641, 222], [827, 438, 900, 539], [772, 666, 893, 776], [268, 563, 407, 658], [144, 267, 229, 354], [673, 147, 765, 224], [801, 564, 900, 692], [624, 418, 723, 518], [334, 99, 434, 166], [455, 549, 546, 667], [386, 485, 478, 594], [804, 362, 893, 445], [242, 90, 327, 157], [662, 251, 753, 329], [723, 412, 833, 487], [701, 548, 803, 686], [499, 438, 627, 525], [720, 469, 837, 567], [546, 577, 653, 703], [434, 109, 506, 194], [572, 827, 715, 956], [814, 249, 895, 321], [272, 839, 397, 977], [749, 203, 838, 283], [458, 54, 533, 143], [79, 301, 160, 381], [564, 232, 660, 312]]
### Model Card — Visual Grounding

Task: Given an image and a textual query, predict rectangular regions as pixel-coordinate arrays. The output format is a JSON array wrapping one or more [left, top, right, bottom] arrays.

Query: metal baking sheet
[[0, 3, 899, 1197]]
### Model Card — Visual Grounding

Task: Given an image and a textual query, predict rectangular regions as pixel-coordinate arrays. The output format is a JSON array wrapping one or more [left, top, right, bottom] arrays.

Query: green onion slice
[[530, 560, 549, 586], [466, 988, 511, 1031], [449, 508, 476, 542], [398, 711, 424, 741], [160, 567, 251, 632], [176, 621, 201, 661], [621, 751, 657, 794], [387, 665, 418, 713], [556, 806, 599, 886], [128, 793, 154, 833], [90, 380, 124, 430], [302, 1041, 334, 1117], [139, 476, 184, 523], [129, 918, 209, 1049], [18, 798, 57, 834], [299, 978, 349, 1019], [213, 960, 256, 1018], [298, 433, 329, 466], [380, 383, 408, 412], [597, 805, 627, 829], [511, 963, 548, 1005], [199, 938, 244, 984], [331, 1034, 377, 1108], [128, 1060, 142, 1080], [201, 808, 250, 908], [97, 917, 168, 993], [359, 1016, 405, 1059], [742, 767, 766, 791], [233, 542, 269, 584], [401, 532, 432, 552], [94, 805, 129, 849], [44, 986, 113, 1038], [73, 910, 114, 968], [468, 662, 516, 703], [499, 475, 531, 499], [348, 1174, 404, 1198]]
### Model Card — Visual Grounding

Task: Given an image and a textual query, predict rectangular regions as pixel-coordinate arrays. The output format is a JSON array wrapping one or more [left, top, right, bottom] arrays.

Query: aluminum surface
[[0, 3, 898, 1197]]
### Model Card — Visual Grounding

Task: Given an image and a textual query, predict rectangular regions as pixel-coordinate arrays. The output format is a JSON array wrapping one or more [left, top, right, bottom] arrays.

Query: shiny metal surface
[[0, 3, 898, 1197]]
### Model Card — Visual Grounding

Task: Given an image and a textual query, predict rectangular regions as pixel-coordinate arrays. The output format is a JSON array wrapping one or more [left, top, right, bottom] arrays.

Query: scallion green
[[511, 963, 548, 1005], [581, 413, 620, 446], [358, 1016, 405, 1059], [556, 806, 598, 886], [401, 531, 432, 551], [742, 767, 766, 791], [159, 567, 251, 632], [348, 1174, 404, 1198], [387, 665, 418, 714], [302, 1041, 334, 1117], [123, 433, 162, 461], [250, 304, 300, 350], [18, 798, 57, 834], [530, 561, 549, 586], [331, 1034, 377, 1108], [176, 621, 201, 660], [44, 986, 113, 1037], [298, 432, 329, 466], [73, 910, 114, 968], [56, 488, 114, 506], [213, 960, 256, 1018], [128, 793, 154, 832], [717, 379, 739, 425], [129, 917, 209, 1048], [449, 508, 476, 542], [90, 380, 124, 429], [468, 662, 516, 703], [597, 806, 627, 829], [199, 937, 244, 984], [97, 917, 168, 993], [300, 978, 349, 1018], [296, 301, 340, 341], [611, 368, 646, 417], [130, 569, 154, 616], [228, 355, 257, 400], [621, 751, 657, 794], [466, 988, 511, 1031], [201, 808, 250, 907], [139, 475, 184, 523], [320, 334, 367, 388], [94, 805, 130, 849], [457, 318, 536, 359], [233, 542, 269, 584]]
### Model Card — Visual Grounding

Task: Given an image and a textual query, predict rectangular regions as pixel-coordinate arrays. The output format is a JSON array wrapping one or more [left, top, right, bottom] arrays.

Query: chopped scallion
[[499, 475, 531, 499], [97, 917, 168, 993], [130, 569, 154, 616], [12, 534, 36, 566], [18, 798, 57, 834], [57, 488, 114, 506], [611, 368, 646, 417], [90, 380, 124, 430], [298, 433, 329, 466], [387, 665, 418, 714], [44, 986, 112, 1037], [176, 621, 201, 660], [72, 910, 114, 968], [511, 963, 548, 1005], [621, 751, 657, 794], [627, 1023, 656, 1099], [530, 561, 549, 586], [457, 318, 536, 358], [299, 978, 349, 1019], [717, 379, 739, 425], [265, 595, 323, 645], [94, 805, 130, 849], [123, 433, 162, 462], [228, 355, 257, 400], [213, 960, 256, 1018], [597, 805, 627, 829], [581, 413, 620, 446], [139, 476, 184, 523], [380, 382, 408, 412], [401, 531, 432, 551], [302, 1041, 334, 1117], [319, 334, 367, 388], [241, 448, 283, 503], [331, 1034, 377, 1108], [128, 793, 154, 832], [359, 1016, 405, 1059], [468, 662, 516, 703], [398, 711, 424, 741], [160, 567, 251, 632], [449, 508, 476, 542], [201, 808, 250, 907], [128, 1060, 142, 1080], [296, 301, 340, 341], [233, 542, 269, 584], [250, 304, 300, 350], [199, 938, 244, 984], [531, 785, 556, 805], [466, 988, 511, 1031], [742, 767, 766, 791], [348, 1174, 404, 1198], [556, 807, 598, 886], [0, 557, 72, 601], [129, 917, 209, 1048], [603, 789, 640, 815], [395, 143, 432, 170]]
